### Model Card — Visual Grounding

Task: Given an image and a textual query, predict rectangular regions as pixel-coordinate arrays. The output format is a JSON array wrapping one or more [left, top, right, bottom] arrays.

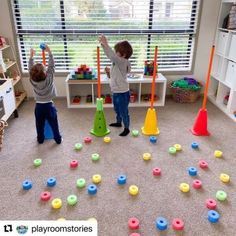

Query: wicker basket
[[170, 82, 201, 103]]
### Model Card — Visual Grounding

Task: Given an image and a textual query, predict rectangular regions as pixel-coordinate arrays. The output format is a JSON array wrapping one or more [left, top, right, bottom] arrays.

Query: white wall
[[0, 0, 221, 97]]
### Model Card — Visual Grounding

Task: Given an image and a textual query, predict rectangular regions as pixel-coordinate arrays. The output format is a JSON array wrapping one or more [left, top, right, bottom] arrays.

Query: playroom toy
[[172, 218, 184, 230], [149, 136, 157, 143], [214, 150, 223, 158], [191, 142, 199, 149], [103, 136, 111, 143], [22, 180, 32, 190], [220, 173, 230, 183], [74, 143, 83, 151], [206, 199, 217, 210], [168, 147, 177, 154], [70, 64, 95, 80], [84, 136, 92, 144], [174, 144, 182, 151], [179, 183, 190, 193], [51, 198, 62, 209], [130, 233, 140, 236], [192, 179, 202, 189], [104, 94, 112, 104], [39, 42, 46, 65], [143, 152, 151, 161], [128, 217, 140, 230], [40, 191, 51, 201], [88, 184, 97, 195], [188, 167, 198, 176], [129, 185, 139, 196], [76, 178, 86, 188], [117, 175, 127, 185], [33, 158, 42, 167], [144, 60, 156, 77], [153, 167, 161, 176], [191, 46, 215, 136], [72, 95, 81, 104], [67, 195, 77, 206], [91, 153, 100, 162], [199, 160, 208, 169], [216, 190, 227, 201], [156, 217, 168, 231], [92, 174, 102, 184], [47, 177, 56, 187], [70, 160, 78, 169], [208, 210, 220, 223], [142, 46, 160, 135], [132, 130, 139, 137]]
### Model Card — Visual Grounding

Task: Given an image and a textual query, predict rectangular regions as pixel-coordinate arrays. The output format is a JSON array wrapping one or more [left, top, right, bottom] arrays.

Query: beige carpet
[[0, 98, 236, 236]]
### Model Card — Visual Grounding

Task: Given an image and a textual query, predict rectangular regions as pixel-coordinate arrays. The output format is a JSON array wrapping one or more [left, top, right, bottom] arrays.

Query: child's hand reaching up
[[30, 48, 36, 58], [45, 45, 52, 54], [99, 35, 108, 47]]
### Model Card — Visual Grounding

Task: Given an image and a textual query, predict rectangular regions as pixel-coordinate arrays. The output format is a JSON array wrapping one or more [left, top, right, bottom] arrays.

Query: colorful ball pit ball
[[88, 184, 97, 195], [103, 136, 111, 143], [169, 147, 177, 155], [216, 190, 227, 201], [174, 144, 182, 151], [74, 143, 83, 151], [188, 167, 198, 176], [47, 177, 56, 187], [143, 152, 151, 161], [192, 179, 202, 189], [129, 185, 139, 196], [149, 136, 157, 144], [153, 167, 161, 176], [206, 199, 217, 210], [84, 137, 92, 144], [77, 178, 86, 188], [208, 210, 220, 223], [179, 183, 190, 193], [117, 175, 127, 185], [156, 217, 168, 231], [191, 142, 199, 149], [22, 180, 32, 190], [214, 150, 223, 158], [128, 217, 140, 230], [70, 160, 78, 168], [67, 195, 77, 206], [220, 173, 230, 183], [199, 160, 208, 169], [91, 153, 100, 162], [52, 198, 62, 209], [33, 158, 42, 167], [172, 218, 184, 231], [132, 130, 139, 137], [40, 191, 51, 201]]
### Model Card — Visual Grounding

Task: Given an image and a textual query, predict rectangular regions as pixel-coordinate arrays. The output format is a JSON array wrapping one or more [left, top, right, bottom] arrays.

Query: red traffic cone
[[191, 108, 210, 136]]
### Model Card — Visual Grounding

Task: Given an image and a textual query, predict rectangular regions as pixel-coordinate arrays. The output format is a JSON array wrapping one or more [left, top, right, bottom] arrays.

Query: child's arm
[[28, 48, 35, 72], [45, 45, 55, 76]]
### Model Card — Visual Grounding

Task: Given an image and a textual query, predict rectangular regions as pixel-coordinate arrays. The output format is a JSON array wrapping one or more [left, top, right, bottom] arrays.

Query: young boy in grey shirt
[[99, 35, 133, 136]]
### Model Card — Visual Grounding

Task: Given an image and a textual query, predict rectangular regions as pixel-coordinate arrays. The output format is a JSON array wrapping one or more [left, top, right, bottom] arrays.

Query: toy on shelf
[[72, 96, 81, 104], [130, 90, 137, 103], [104, 94, 112, 104], [144, 60, 157, 77], [141, 94, 158, 102], [223, 93, 229, 105], [86, 95, 92, 103], [70, 64, 96, 80]]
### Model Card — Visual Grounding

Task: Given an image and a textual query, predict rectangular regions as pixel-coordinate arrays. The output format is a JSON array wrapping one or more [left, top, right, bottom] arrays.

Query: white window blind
[[12, 0, 200, 72]]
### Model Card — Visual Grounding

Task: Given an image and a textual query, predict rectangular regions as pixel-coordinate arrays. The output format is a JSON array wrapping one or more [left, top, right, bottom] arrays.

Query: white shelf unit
[[209, 0, 236, 122], [65, 73, 167, 108]]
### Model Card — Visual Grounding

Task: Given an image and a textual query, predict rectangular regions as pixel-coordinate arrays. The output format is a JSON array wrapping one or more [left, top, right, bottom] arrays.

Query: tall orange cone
[[191, 46, 215, 136], [142, 46, 160, 135]]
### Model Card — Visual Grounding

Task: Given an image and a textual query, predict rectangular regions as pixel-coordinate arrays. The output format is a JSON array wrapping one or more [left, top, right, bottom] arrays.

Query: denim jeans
[[34, 102, 61, 143], [112, 91, 130, 128]]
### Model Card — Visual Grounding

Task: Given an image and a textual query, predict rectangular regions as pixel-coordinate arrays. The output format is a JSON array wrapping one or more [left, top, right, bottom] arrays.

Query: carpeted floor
[[0, 98, 236, 236]]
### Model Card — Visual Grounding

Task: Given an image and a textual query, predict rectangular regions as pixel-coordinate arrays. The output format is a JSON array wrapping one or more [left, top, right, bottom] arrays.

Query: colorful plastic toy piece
[[103, 136, 111, 143], [84, 137, 92, 144], [67, 195, 77, 206], [191, 142, 199, 149], [92, 174, 102, 184], [128, 217, 140, 230], [169, 147, 177, 154], [76, 178, 86, 188], [188, 167, 198, 176], [199, 160, 208, 169], [40, 191, 51, 201], [130, 233, 140, 236], [91, 153, 100, 162], [172, 218, 184, 230], [153, 167, 161, 176], [47, 177, 56, 187], [70, 160, 78, 168], [206, 199, 217, 210], [143, 152, 151, 161], [22, 180, 32, 190], [174, 144, 182, 151], [132, 130, 139, 137], [33, 158, 42, 167], [52, 198, 62, 209], [117, 175, 127, 185], [192, 179, 202, 189], [88, 184, 97, 195], [129, 185, 139, 196], [216, 190, 227, 201], [208, 210, 220, 223], [220, 173, 230, 183], [150, 136, 157, 143], [179, 183, 190, 193], [39, 42, 46, 50], [156, 217, 168, 231], [214, 150, 223, 158], [74, 143, 83, 151]]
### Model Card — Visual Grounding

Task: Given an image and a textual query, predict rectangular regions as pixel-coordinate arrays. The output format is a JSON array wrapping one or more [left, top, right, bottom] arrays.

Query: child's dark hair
[[30, 63, 46, 82], [114, 40, 133, 59]]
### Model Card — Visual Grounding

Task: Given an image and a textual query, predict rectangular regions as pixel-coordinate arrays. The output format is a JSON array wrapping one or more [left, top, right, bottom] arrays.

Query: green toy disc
[[169, 147, 177, 154], [216, 190, 227, 201], [33, 159, 42, 167], [132, 130, 139, 137], [91, 153, 100, 161], [67, 195, 77, 205], [74, 143, 83, 151], [76, 178, 86, 188]]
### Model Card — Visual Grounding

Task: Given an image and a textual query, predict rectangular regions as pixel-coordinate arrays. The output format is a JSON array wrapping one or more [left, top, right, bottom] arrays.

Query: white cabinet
[[209, 0, 236, 122]]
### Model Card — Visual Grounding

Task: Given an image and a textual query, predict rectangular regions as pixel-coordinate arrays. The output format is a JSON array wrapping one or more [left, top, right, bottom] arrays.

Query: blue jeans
[[35, 102, 61, 144], [112, 91, 130, 128]]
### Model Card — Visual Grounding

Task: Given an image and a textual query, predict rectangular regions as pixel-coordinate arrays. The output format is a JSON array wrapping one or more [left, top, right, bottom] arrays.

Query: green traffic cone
[[90, 98, 110, 137]]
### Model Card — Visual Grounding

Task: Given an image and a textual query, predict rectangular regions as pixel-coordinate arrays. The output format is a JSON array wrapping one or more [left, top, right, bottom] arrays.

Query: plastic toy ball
[[156, 217, 168, 231], [76, 178, 86, 188], [40, 191, 51, 201], [199, 160, 208, 169], [191, 142, 199, 149], [188, 167, 198, 176], [208, 210, 220, 223], [220, 173, 230, 183], [92, 174, 102, 184], [74, 143, 83, 151], [214, 150, 223, 158], [179, 183, 190, 193], [216, 190, 227, 201], [70, 160, 78, 168], [192, 179, 202, 189], [130, 233, 140, 236], [174, 144, 182, 151], [172, 218, 184, 230], [33, 158, 42, 167], [149, 136, 157, 144], [128, 217, 140, 230], [153, 167, 161, 176], [67, 195, 77, 206], [103, 136, 111, 143], [88, 184, 97, 195], [22, 180, 32, 190], [169, 147, 177, 154], [51, 198, 62, 209], [143, 152, 151, 161], [129, 185, 139, 196], [117, 175, 127, 185], [47, 177, 56, 187], [132, 130, 139, 137], [39, 43, 46, 50], [206, 199, 217, 210], [91, 153, 100, 162], [84, 137, 92, 144]]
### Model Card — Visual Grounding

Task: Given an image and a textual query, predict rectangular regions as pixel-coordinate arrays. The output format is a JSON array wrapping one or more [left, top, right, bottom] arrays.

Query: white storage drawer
[[228, 34, 236, 62], [216, 32, 229, 55], [225, 61, 236, 89]]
